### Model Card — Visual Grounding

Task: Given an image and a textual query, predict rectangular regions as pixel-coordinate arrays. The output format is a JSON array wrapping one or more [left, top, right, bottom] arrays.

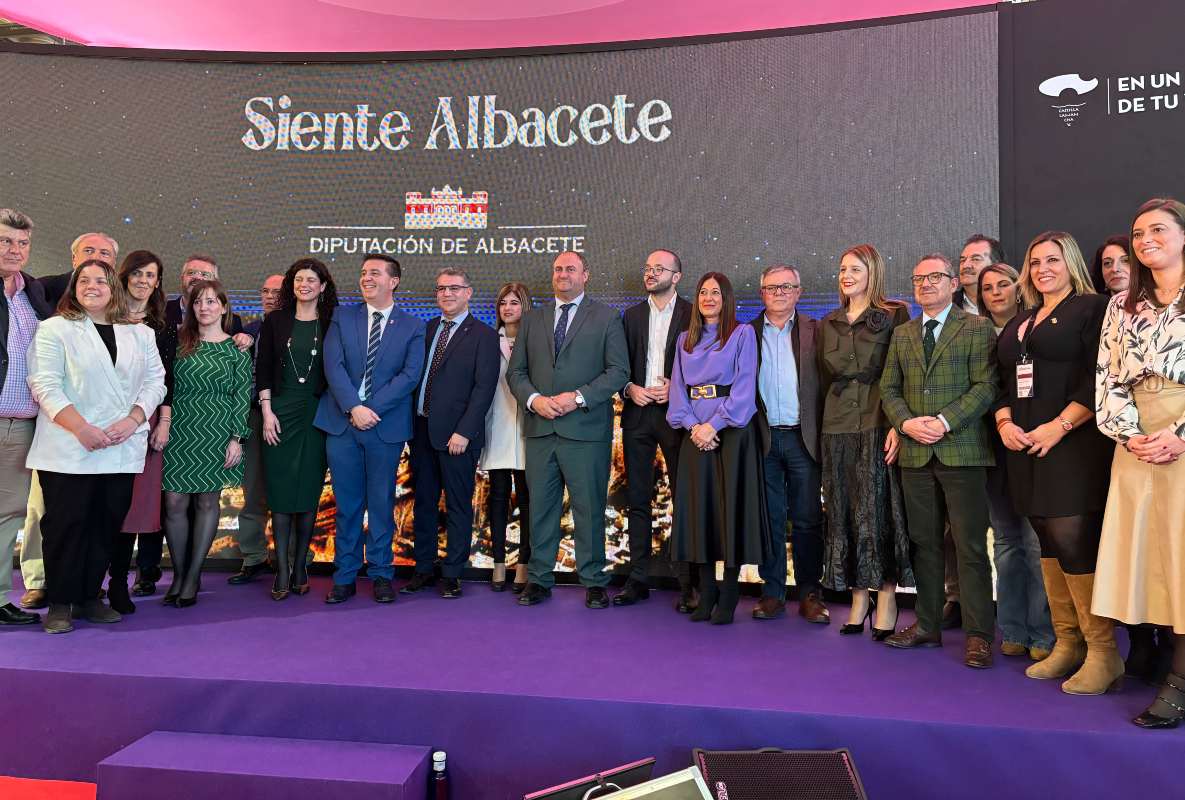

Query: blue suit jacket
[[415, 314, 500, 451], [314, 303, 426, 444]]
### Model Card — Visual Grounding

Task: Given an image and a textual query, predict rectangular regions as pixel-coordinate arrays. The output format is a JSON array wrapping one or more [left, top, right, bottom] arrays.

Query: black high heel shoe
[[871, 609, 899, 642], [177, 594, 198, 608], [840, 598, 875, 635], [162, 588, 180, 607], [1134, 672, 1185, 729]]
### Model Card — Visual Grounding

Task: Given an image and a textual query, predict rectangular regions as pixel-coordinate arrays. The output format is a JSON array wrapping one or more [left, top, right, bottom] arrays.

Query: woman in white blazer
[[480, 282, 532, 592], [25, 260, 166, 634]]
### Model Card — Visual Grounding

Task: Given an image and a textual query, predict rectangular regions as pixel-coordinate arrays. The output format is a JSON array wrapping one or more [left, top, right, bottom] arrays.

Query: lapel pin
[[1051, 318, 1058, 325]]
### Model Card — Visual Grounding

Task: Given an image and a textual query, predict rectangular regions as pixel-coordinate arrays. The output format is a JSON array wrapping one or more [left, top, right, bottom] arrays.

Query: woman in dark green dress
[[257, 258, 338, 599], [162, 280, 252, 607]]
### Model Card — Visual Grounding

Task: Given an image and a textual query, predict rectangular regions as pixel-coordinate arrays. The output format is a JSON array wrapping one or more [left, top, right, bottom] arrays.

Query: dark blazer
[[506, 296, 630, 443], [165, 296, 245, 336], [415, 313, 500, 450], [0, 272, 55, 396], [256, 307, 330, 399], [37, 271, 71, 310], [879, 305, 998, 469], [314, 303, 426, 444], [749, 311, 823, 463], [620, 295, 692, 430]]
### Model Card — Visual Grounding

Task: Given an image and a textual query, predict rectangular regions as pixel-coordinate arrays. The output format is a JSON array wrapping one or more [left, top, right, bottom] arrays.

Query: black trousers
[[39, 471, 135, 606], [488, 468, 530, 565], [622, 403, 692, 588], [409, 416, 479, 579]]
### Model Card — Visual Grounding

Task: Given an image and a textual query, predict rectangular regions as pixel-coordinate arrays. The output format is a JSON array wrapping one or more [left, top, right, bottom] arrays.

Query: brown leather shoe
[[1001, 641, 1028, 657], [752, 597, 786, 620], [798, 591, 830, 624], [19, 588, 47, 609], [965, 635, 993, 669], [884, 622, 942, 649]]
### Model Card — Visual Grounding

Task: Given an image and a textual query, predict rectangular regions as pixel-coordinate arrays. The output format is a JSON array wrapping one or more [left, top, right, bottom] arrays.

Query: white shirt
[[644, 294, 676, 388], [358, 302, 395, 401], [960, 292, 979, 315], [921, 303, 954, 431]]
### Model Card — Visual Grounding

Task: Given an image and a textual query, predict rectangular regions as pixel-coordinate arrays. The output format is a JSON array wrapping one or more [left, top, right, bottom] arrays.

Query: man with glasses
[[944, 234, 1005, 629], [880, 254, 998, 668], [164, 254, 252, 349], [617, 249, 695, 611], [750, 265, 827, 625], [227, 273, 284, 586], [0, 210, 53, 625], [402, 268, 498, 599]]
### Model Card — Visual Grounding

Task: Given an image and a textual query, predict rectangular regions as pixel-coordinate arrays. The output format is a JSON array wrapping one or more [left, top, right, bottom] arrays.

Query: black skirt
[[670, 421, 771, 567]]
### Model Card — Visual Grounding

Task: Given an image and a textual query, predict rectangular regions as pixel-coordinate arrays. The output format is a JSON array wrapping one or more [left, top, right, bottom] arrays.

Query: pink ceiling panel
[[1, 0, 993, 53]]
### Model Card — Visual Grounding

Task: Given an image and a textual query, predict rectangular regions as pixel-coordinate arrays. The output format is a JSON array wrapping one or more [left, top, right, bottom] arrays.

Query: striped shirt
[[0, 273, 40, 418]]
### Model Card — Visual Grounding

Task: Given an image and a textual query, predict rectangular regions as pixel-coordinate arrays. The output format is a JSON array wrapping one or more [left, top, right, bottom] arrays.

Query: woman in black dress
[[993, 231, 1119, 695]]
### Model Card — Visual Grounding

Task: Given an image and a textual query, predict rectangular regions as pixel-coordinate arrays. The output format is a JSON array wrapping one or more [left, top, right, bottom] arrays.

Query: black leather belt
[[771, 424, 800, 431], [687, 383, 731, 400]]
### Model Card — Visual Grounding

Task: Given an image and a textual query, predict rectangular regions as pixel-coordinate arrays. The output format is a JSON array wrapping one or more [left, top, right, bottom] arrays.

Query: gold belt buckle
[[690, 384, 717, 400]]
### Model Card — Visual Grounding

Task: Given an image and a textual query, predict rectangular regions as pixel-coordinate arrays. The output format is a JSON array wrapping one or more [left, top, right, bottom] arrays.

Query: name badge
[[1016, 356, 1035, 399]]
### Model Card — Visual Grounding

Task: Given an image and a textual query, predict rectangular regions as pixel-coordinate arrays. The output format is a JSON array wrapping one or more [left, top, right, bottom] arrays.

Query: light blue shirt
[[552, 293, 585, 334], [357, 302, 395, 401], [417, 309, 469, 416], [757, 315, 799, 427]]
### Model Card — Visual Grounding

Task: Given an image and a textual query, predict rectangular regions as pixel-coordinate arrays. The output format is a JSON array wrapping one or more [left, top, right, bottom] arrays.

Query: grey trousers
[[0, 419, 34, 597]]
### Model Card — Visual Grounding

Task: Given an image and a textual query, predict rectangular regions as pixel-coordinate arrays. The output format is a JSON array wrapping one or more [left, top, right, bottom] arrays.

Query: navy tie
[[362, 311, 382, 399], [554, 303, 574, 358], [422, 319, 455, 415], [923, 319, 939, 364]]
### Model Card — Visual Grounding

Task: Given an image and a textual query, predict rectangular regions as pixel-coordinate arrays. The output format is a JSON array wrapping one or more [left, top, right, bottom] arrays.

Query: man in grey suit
[[507, 251, 629, 608]]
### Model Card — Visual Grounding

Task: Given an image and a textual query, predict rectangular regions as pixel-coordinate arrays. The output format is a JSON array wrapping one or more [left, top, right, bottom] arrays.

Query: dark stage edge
[[2, 571, 1176, 799]]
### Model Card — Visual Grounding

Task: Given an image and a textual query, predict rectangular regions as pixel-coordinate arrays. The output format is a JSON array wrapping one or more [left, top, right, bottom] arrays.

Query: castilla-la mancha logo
[[1038, 73, 1099, 127], [404, 185, 489, 230]]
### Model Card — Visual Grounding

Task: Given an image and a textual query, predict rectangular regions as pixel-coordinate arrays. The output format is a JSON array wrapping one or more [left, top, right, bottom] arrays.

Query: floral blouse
[[1095, 287, 1185, 443]]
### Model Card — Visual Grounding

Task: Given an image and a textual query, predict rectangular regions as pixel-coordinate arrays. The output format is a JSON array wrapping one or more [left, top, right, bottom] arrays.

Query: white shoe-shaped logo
[[1038, 73, 1099, 98]]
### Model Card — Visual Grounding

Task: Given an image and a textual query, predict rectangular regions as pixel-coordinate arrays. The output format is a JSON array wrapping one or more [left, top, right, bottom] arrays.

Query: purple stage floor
[[1, 570, 1177, 799]]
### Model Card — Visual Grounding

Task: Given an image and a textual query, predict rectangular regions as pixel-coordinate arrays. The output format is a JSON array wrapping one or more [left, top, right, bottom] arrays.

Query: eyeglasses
[[643, 266, 678, 277], [760, 283, 801, 295], [435, 285, 471, 295], [910, 272, 955, 286]]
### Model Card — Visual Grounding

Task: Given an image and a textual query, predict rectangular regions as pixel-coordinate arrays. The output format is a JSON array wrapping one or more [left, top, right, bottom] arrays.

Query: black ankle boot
[[1126, 624, 1158, 682], [711, 568, 741, 625], [690, 564, 718, 623], [107, 580, 136, 615]]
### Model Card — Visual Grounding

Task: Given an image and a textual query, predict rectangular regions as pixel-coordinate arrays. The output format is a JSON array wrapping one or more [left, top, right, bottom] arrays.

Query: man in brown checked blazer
[[879, 254, 998, 668]]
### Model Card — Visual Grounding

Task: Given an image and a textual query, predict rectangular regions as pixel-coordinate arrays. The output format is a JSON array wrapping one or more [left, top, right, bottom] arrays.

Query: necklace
[[286, 325, 319, 384]]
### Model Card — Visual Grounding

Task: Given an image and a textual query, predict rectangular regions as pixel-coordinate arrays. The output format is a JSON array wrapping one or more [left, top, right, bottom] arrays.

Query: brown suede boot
[[1026, 559, 1086, 680], [1061, 572, 1124, 695]]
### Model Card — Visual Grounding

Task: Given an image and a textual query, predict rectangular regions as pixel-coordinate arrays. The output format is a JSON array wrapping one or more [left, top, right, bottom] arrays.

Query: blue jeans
[[757, 427, 823, 600], [988, 464, 1053, 649]]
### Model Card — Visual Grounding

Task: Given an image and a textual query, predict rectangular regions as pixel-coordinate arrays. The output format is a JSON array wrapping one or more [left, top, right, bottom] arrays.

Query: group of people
[[0, 195, 1183, 731]]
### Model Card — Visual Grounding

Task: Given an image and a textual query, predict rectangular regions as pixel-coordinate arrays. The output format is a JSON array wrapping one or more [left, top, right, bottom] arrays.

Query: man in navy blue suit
[[402, 268, 499, 599], [315, 254, 425, 604]]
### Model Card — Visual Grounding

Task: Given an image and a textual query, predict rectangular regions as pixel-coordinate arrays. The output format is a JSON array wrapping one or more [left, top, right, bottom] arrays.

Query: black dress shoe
[[585, 587, 610, 609], [0, 602, 38, 626], [131, 579, 156, 597], [675, 587, 698, 614], [518, 583, 551, 606], [373, 578, 396, 604], [325, 583, 357, 604], [106, 582, 136, 615], [612, 581, 650, 606], [440, 578, 463, 599], [399, 573, 435, 595], [227, 561, 272, 586], [941, 600, 962, 630]]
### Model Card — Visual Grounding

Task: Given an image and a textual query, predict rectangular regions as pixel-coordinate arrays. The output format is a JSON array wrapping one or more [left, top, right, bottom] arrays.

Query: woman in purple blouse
[[667, 272, 770, 624]]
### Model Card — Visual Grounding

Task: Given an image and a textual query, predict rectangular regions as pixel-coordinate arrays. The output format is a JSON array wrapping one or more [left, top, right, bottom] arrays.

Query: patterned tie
[[923, 319, 940, 365], [362, 311, 382, 399], [422, 319, 455, 415], [554, 303, 574, 358]]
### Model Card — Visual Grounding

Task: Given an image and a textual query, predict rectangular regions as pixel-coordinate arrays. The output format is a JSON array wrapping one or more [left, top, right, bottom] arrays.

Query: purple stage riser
[[97, 731, 430, 800], [0, 668, 1175, 800]]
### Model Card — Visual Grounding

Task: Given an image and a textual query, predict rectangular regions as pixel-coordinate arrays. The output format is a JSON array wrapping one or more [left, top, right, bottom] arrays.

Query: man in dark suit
[[402, 268, 499, 599], [750, 265, 828, 624], [880, 253, 998, 668], [0, 209, 53, 625], [507, 251, 629, 608], [316, 255, 425, 604], [227, 273, 284, 586], [164, 254, 250, 345], [617, 249, 695, 611]]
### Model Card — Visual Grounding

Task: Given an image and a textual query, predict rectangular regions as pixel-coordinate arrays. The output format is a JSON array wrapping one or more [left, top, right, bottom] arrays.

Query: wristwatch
[[575, 391, 586, 409], [1057, 416, 1073, 432]]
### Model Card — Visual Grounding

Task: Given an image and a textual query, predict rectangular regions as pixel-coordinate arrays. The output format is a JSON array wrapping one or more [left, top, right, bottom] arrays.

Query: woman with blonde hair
[[994, 231, 1117, 694], [1095, 198, 1185, 727], [25, 260, 167, 633], [480, 282, 533, 592], [818, 244, 913, 638]]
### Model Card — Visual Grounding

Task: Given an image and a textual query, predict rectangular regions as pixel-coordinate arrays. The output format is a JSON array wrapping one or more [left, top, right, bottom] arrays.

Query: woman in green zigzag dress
[[162, 279, 252, 607]]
